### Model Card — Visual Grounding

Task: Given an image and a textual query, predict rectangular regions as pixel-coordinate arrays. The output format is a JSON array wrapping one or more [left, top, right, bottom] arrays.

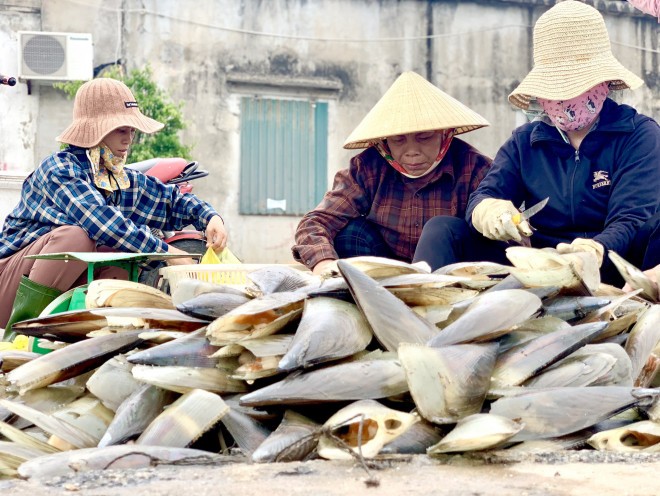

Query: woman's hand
[[622, 265, 660, 292], [205, 215, 227, 252], [165, 244, 197, 266], [313, 259, 339, 276]]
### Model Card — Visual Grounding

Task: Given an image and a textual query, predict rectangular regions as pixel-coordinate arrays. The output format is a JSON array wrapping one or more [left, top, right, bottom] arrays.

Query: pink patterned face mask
[[537, 82, 610, 132]]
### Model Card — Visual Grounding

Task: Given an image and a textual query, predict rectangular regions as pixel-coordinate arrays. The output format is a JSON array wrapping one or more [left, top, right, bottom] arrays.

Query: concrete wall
[[1, 0, 657, 263]]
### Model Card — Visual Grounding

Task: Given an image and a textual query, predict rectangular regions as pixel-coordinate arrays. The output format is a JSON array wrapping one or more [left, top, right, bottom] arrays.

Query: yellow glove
[[556, 238, 604, 267], [472, 198, 533, 242]]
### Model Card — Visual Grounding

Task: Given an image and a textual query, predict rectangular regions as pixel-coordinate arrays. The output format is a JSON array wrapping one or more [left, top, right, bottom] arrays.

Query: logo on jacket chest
[[592, 170, 610, 189]]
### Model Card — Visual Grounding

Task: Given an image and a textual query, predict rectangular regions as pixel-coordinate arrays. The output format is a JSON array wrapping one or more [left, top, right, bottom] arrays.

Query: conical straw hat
[[57, 78, 164, 148], [509, 1, 643, 110], [343, 71, 489, 150]]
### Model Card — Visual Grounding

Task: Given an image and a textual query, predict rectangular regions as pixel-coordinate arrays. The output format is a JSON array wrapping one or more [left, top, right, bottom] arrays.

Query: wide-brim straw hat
[[343, 71, 489, 150], [56, 77, 164, 148], [509, 1, 643, 110]]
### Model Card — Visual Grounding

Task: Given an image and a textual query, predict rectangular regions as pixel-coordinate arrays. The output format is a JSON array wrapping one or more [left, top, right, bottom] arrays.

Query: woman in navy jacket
[[413, 1, 660, 285]]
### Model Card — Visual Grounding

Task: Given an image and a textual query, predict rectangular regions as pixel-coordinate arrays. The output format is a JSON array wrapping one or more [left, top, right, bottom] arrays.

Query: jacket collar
[[529, 98, 637, 147]]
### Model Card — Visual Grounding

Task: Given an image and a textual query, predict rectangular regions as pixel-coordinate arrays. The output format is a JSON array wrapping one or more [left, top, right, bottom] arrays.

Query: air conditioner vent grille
[[23, 35, 66, 75]]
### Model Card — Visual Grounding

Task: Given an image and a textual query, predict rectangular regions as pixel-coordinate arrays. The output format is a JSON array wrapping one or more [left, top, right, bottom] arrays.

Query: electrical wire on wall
[[59, 0, 660, 54]]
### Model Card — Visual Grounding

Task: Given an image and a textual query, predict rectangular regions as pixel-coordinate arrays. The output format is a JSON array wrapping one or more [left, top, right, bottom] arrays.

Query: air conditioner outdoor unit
[[18, 31, 93, 82]]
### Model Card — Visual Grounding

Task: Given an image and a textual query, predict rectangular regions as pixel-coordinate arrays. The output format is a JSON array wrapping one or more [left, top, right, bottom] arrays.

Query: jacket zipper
[[570, 150, 580, 225]]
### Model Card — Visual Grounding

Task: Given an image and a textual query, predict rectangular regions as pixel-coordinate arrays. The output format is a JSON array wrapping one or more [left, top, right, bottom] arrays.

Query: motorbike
[[125, 157, 210, 290], [0, 74, 17, 86]]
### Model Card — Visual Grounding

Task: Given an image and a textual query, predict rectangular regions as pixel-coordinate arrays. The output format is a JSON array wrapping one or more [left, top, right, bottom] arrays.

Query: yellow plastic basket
[[159, 263, 308, 291]]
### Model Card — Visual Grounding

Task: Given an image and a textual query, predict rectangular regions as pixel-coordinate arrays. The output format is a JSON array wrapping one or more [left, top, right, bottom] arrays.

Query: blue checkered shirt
[[0, 147, 219, 258]]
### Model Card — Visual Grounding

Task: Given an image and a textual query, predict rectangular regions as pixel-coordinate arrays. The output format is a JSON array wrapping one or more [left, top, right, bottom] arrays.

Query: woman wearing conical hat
[[291, 71, 492, 275], [414, 0, 660, 286], [0, 78, 227, 340]]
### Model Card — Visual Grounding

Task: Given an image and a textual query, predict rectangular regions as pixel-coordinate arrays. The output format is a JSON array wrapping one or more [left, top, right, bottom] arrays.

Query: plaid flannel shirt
[[292, 138, 491, 269], [0, 147, 219, 259]]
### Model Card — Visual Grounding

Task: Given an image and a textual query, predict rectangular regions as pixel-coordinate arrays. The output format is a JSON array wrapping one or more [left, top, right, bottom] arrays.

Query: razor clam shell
[[278, 297, 372, 372], [506, 247, 600, 294], [239, 334, 294, 357], [343, 256, 431, 279], [523, 343, 633, 388], [12, 308, 207, 342], [220, 407, 271, 456], [0, 398, 98, 448], [86, 355, 142, 412], [6, 330, 145, 395], [379, 419, 443, 455], [595, 310, 641, 342], [399, 343, 498, 424], [131, 364, 248, 394], [6, 384, 86, 424], [377, 273, 468, 288], [317, 399, 418, 460], [608, 250, 659, 302], [489, 386, 657, 442], [0, 351, 39, 372], [171, 278, 250, 307], [127, 328, 220, 368], [98, 384, 175, 448], [587, 420, 660, 452], [176, 292, 251, 321], [85, 279, 174, 310], [624, 304, 660, 384], [252, 410, 320, 463], [0, 440, 51, 468], [231, 354, 283, 381], [434, 261, 510, 279], [206, 292, 306, 346], [17, 445, 228, 479], [428, 289, 542, 347], [387, 286, 478, 307], [212, 334, 294, 359], [427, 414, 524, 454], [575, 291, 644, 341], [490, 321, 608, 389], [239, 358, 408, 407], [247, 266, 318, 295], [337, 259, 439, 351], [50, 394, 115, 448], [541, 295, 611, 323], [496, 316, 570, 353], [411, 304, 453, 326], [136, 389, 229, 448], [0, 420, 60, 454]]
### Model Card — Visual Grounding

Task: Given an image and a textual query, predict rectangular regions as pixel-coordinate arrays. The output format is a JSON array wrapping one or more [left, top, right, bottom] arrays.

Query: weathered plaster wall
[[0, 0, 657, 263]]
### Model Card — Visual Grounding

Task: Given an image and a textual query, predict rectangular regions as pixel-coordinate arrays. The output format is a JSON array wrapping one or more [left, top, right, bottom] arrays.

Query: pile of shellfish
[[1, 246, 659, 480]]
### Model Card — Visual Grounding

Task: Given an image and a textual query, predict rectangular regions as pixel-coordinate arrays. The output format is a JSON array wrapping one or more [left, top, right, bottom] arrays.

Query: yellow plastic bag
[[198, 247, 244, 285], [201, 246, 242, 265], [0, 334, 29, 351]]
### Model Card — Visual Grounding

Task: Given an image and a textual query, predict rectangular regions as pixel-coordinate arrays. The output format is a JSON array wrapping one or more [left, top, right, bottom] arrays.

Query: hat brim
[[343, 72, 490, 150], [509, 52, 644, 110], [56, 112, 164, 148]]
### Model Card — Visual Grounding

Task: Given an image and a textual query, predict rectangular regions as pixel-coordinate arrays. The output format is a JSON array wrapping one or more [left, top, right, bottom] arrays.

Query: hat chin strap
[[375, 131, 454, 179]]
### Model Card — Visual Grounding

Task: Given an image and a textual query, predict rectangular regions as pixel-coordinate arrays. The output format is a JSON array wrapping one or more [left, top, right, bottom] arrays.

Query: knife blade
[[512, 197, 549, 225]]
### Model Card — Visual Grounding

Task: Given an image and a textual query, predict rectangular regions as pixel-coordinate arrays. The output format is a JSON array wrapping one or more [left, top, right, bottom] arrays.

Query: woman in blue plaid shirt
[[0, 78, 226, 339]]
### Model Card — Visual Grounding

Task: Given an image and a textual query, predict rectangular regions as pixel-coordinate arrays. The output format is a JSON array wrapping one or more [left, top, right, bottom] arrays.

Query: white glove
[[556, 238, 604, 267], [472, 198, 533, 242]]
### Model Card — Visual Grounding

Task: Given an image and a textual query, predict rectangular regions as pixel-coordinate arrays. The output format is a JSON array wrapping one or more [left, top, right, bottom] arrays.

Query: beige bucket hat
[[56, 77, 164, 147], [343, 71, 489, 150], [509, 1, 644, 110]]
